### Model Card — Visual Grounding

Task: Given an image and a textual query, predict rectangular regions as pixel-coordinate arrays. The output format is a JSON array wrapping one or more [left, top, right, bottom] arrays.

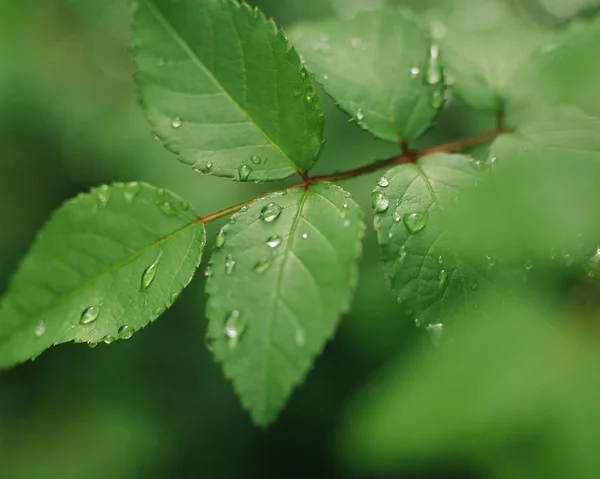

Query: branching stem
[[198, 128, 509, 224]]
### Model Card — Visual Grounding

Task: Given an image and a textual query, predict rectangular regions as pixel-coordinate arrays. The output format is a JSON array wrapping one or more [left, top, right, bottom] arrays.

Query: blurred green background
[[0, 0, 599, 478]]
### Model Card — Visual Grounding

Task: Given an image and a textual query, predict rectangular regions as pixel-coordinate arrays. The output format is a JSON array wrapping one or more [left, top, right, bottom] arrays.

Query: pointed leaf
[[289, 8, 444, 143], [0, 183, 206, 368], [373, 154, 495, 326], [206, 184, 365, 425], [133, 0, 324, 182]]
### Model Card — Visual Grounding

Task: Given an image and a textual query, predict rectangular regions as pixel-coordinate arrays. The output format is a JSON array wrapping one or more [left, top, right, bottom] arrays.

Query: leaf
[[372, 153, 495, 327], [436, 18, 550, 111], [508, 15, 600, 118], [205, 183, 365, 425], [0, 183, 206, 368], [289, 8, 445, 144], [133, 0, 324, 182]]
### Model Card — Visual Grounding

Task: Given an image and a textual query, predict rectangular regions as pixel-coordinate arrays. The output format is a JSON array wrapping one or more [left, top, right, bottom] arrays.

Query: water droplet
[[343, 202, 349, 209], [118, 325, 133, 340], [525, 260, 534, 271], [377, 176, 389, 188], [414, 317, 425, 328], [193, 160, 214, 174], [34, 320, 46, 337], [356, 110, 364, 121], [323, 73, 329, 80], [80, 306, 99, 325], [426, 44, 442, 85], [141, 254, 161, 291], [204, 265, 213, 277], [180, 201, 190, 211], [393, 212, 402, 223], [240, 205, 249, 212], [104, 335, 116, 345], [266, 235, 282, 248], [215, 229, 226, 249], [96, 185, 112, 207], [469, 158, 488, 171], [399, 245, 407, 263], [156, 188, 165, 197], [439, 269, 448, 287], [225, 255, 236, 275], [158, 201, 178, 216], [410, 66, 421, 77], [431, 88, 445, 109], [171, 117, 183, 128], [87, 341, 97, 348], [372, 192, 389, 213], [343, 219, 351, 228], [260, 203, 283, 222], [351, 37, 362, 48], [588, 249, 600, 278], [302, 233, 308, 239], [250, 156, 262, 165], [426, 323, 444, 344], [224, 310, 246, 348], [253, 257, 273, 273], [123, 182, 141, 203], [295, 328, 306, 347], [238, 164, 252, 181], [437, 256, 444, 265], [486, 255, 496, 269], [403, 212, 428, 234], [228, 217, 236, 225], [487, 156, 498, 167]]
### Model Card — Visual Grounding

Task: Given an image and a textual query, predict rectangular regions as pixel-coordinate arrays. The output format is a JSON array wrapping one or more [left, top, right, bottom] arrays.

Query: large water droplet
[[253, 257, 273, 273], [377, 176, 389, 188], [238, 164, 252, 181], [224, 310, 246, 348], [87, 341, 97, 349], [426, 44, 442, 85], [118, 325, 133, 340], [215, 229, 226, 249], [403, 212, 428, 234], [123, 182, 141, 203], [225, 254, 236, 275], [260, 203, 283, 222], [158, 201, 178, 216], [141, 254, 161, 291], [439, 269, 448, 287], [372, 192, 389, 213], [80, 306, 99, 325], [103, 335, 116, 345], [171, 117, 183, 128], [266, 235, 282, 248], [34, 320, 46, 337]]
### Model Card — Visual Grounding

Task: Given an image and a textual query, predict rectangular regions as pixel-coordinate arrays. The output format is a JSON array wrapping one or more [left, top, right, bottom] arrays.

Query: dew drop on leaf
[[426, 44, 442, 85], [87, 341, 97, 349], [302, 233, 308, 239], [123, 182, 141, 203], [410, 66, 421, 77], [426, 323, 445, 344], [171, 117, 183, 128], [224, 310, 246, 349], [253, 257, 273, 273], [372, 192, 389, 213], [157, 201, 178, 216], [224, 254, 236, 275], [34, 320, 46, 338], [393, 212, 402, 223], [439, 269, 448, 287], [80, 306, 99, 325], [356, 110, 364, 121], [238, 164, 252, 181], [469, 158, 488, 171], [377, 176, 389, 188], [156, 188, 165, 197], [437, 256, 444, 265], [260, 203, 283, 222], [431, 88, 445, 109], [403, 212, 428, 234], [104, 335, 116, 345], [141, 254, 161, 292], [204, 265, 213, 278], [250, 156, 262, 165], [215, 229, 226, 249], [399, 245, 407, 263], [118, 325, 133, 340], [266, 235, 282, 248]]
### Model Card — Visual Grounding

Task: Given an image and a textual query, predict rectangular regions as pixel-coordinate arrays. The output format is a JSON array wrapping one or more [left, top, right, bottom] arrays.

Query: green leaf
[[373, 153, 494, 326], [133, 0, 324, 182], [509, 15, 600, 118], [0, 183, 205, 368], [289, 8, 445, 144], [205, 183, 365, 425], [437, 19, 550, 111]]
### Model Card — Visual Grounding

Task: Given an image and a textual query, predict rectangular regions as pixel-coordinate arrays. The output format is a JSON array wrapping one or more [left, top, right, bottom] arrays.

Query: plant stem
[[198, 128, 509, 224]]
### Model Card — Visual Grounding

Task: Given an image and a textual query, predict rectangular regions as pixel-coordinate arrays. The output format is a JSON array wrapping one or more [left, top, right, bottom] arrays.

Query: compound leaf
[[0, 183, 206, 368], [206, 183, 365, 426], [133, 0, 324, 181]]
